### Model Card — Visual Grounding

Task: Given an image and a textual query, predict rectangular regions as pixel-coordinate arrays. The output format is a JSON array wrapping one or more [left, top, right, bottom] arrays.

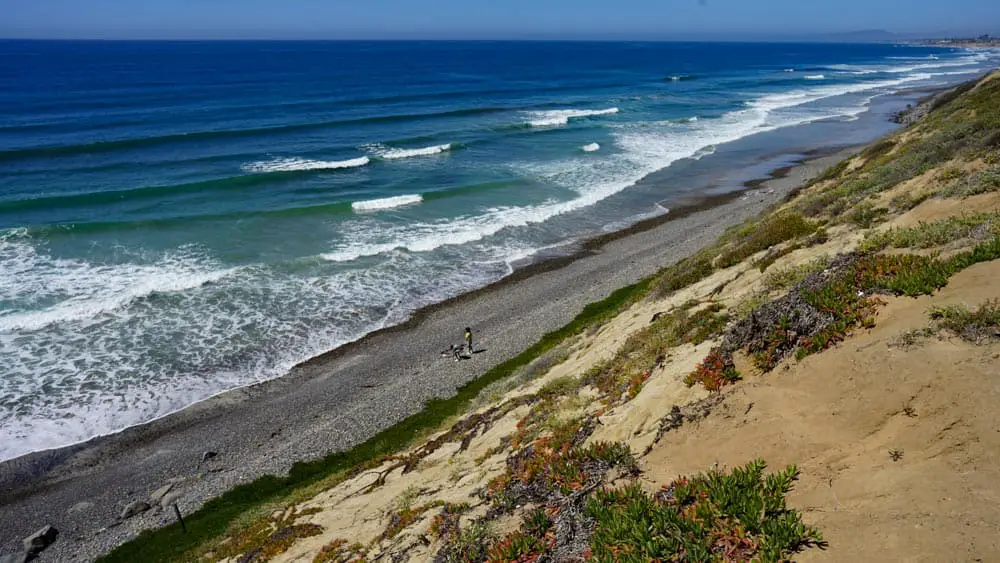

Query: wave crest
[[526, 107, 619, 127], [351, 194, 423, 212], [369, 143, 453, 160], [241, 156, 370, 173]]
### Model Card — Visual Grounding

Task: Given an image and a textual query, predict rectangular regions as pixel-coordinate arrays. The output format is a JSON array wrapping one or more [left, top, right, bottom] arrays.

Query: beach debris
[[200, 450, 218, 465], [119, 500, 151, 520], [172, 504, 188, 534], [160, 491, 184, 509], [149, 483, 174, 504], [67, 501, 93, 515], [22, 525, 58, 559]]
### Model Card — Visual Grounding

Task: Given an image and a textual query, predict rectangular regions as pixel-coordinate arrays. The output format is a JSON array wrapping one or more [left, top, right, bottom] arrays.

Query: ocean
[[0, 40, 996, 462]]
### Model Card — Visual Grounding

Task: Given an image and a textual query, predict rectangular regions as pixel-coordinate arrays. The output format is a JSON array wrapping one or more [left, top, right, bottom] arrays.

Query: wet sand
[[0, 146, 860, 561]]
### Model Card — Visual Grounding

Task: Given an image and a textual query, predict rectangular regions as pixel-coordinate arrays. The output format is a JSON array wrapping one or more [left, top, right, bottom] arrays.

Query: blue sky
[[1, 0, 997, 40]]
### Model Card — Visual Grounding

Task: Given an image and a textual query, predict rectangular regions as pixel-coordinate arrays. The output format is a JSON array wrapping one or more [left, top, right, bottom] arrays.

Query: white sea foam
[[783, 68, 795, 73], [582, 142, 601, 152], [0, 235, 236, 332], [351, 194, 423, 212], [319, 69, 947, 266], [526, 107, 619, 127], [804, 74, 825, 80], [242, 156, 370, 173], [0, 243, 509, 461], [369, 143, 453, 160]]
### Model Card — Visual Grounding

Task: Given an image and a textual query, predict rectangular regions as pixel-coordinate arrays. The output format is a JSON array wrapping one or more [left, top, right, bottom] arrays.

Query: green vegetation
[[760, 256, 831, 294], [437, 521, 492, 563], [652, 250, 716, 297], [888, 191, 931, 212], [716, 213, 817, 268], [860, 211, 1000, 252], [312, 538, 368, 563], [940, 166, 1000, 197], [380, 501, 444, 541], [584, 303, 729, 404], [846, 202, 889, 228], [428, 503, 471, 540], [685, 349, 741, 391], [686, 235, 1000, 386], [585, 460, 823, 562], [796, 74, 1000, 222], [206, 506, 324, 562], [930, 299, 1000, 343]]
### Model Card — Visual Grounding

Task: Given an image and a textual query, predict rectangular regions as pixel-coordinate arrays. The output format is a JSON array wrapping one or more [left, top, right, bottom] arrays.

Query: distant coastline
[[914, 38, 1000, 49]]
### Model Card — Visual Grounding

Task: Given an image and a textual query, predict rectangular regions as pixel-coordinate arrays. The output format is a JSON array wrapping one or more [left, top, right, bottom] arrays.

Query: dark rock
[[22, 525, 58, 559], [120, 500, 151, 520], [201, 451, 218, 464]]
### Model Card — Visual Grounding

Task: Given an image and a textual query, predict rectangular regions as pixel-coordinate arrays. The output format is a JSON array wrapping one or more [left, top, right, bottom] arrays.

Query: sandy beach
[[0, 145, 862, 560]]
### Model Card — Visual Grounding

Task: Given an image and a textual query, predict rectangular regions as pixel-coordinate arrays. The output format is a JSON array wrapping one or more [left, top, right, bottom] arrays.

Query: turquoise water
[[0, 40, 995, 461]]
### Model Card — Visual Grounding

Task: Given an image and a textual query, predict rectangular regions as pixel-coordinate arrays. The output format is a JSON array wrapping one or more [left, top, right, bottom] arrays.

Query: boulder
[[22, 525, 58, 558], [119, 500, 151, 520]]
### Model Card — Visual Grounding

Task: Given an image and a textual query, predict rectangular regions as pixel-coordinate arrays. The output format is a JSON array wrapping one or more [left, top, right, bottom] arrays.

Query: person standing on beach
[[465, 327, 473, 354]]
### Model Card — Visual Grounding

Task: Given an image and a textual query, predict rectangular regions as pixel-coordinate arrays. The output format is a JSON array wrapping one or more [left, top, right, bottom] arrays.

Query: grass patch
[[814, 156, 852, 183], [860, 211, 1000, 252], [889, 327, 936, 349], [760, 256, 831, 294], [471, 344, 572, 410], [795, 73, 1000, 223], [584, 303, 729, 404], [379, 501, 444, 541], [859, 138, 897, 162], [204, 506, 323, 561], [651, 250, 716, 297], [585, 460, 823, 562], [690, 236, 1000, 385], [888, 191, 932, 212], [437, 520, 493, 563], [313, 539, 368, 563], [846, 202, 889, 228], [939, 166, 1000, 198], [717, 213, 817, 269], [929, 299, 1000, 343]]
